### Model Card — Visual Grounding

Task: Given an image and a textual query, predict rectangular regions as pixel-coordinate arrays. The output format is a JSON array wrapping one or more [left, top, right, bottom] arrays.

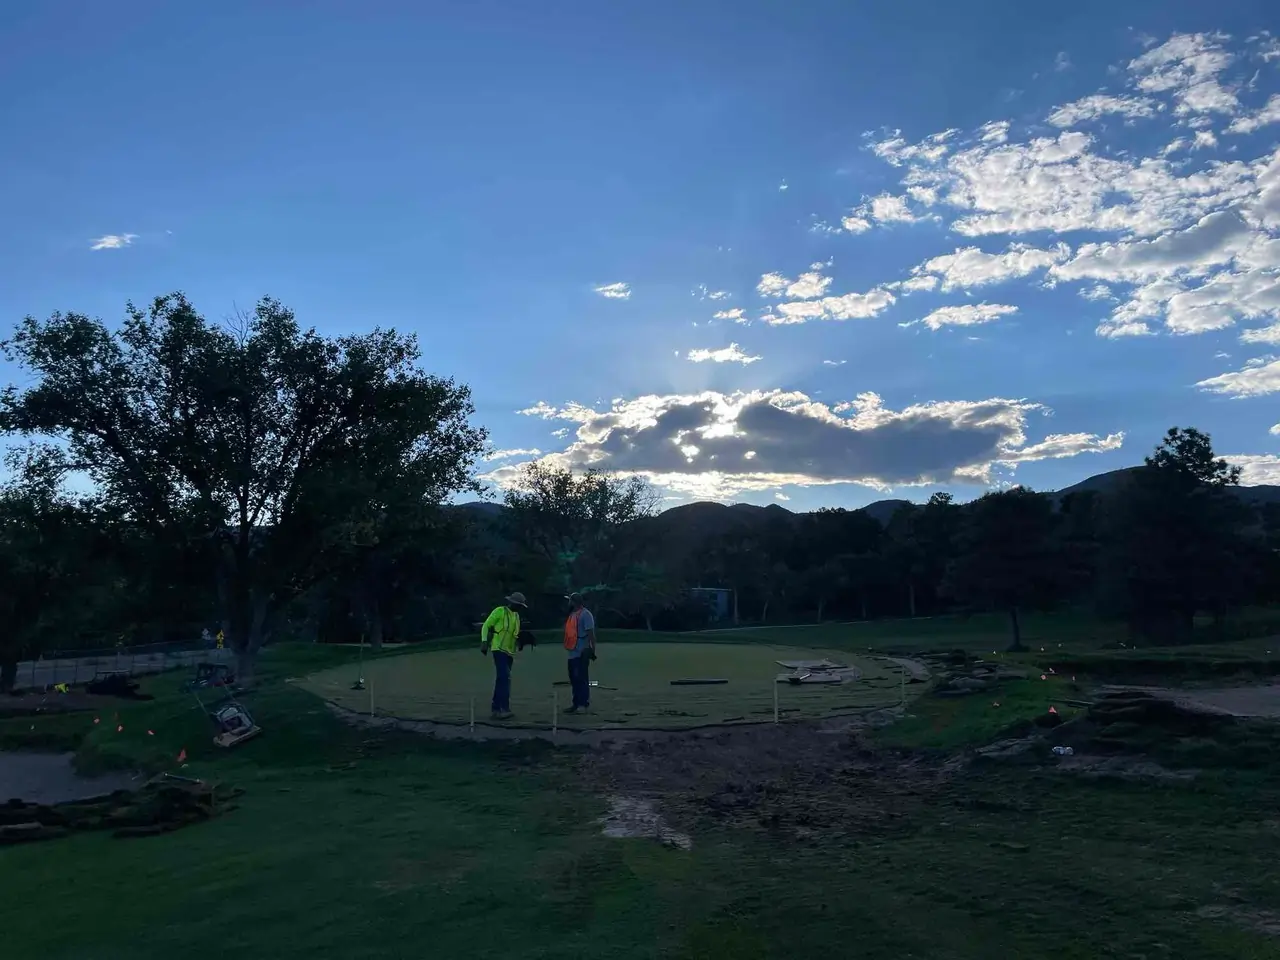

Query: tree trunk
[[907, 582, 917, 618], [0, 658, 16, 693], [816, 598, 826, 623], [761, 597, 771, 623], [732, 588, 739, 625], [1007, 607, 1026, 652], [644, 613, 653, 632]]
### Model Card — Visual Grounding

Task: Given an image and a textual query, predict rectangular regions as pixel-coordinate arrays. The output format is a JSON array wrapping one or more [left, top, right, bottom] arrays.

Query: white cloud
[[491, 389, 1120, 497], [822, 359, 847, 366], [841, 215, 872, 234], [1196, 356, 1280, 396], [768, 288, 897, 325], [1079, 283, 1116, 301], [1224, 454, 1280, 484], [1227, 94, 1280, 134], [1193, 129, 1219, 150], [712, 307, 747, 323], [687, 343, 761, 365], [914, 242, 1069, 291], [865, 193, 921, 223], [89, 233, 137, 250], [1055, 51, 1072, 73], [693, 285, 732, 300], [1242, 323, 1280, 344], [908, 303, 1019, 330], [1046, 94, 1158, 128], [979, 121, 1010, 144], [594, 282, 632, 300], [1128, 32, 1239, 117], [1272, 423, 1280, 435], [482, 447, 542, 461], [785, 271, 833, 299], [757, 272, 790, 297], [774, 492, 791, 501]]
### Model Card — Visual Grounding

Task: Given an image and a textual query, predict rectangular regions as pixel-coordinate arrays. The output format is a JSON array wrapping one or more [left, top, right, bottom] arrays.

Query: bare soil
[[583, 714, 963, 843]]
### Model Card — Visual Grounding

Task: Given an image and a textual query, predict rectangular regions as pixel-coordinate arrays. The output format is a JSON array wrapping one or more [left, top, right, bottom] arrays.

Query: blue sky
[[3, 2, 1279, 510]]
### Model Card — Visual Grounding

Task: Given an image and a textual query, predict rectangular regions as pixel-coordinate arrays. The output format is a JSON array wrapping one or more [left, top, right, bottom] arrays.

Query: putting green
[[299, 641, 913, 730]]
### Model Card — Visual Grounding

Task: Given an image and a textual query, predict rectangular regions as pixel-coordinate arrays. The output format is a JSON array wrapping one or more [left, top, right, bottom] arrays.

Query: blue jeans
[[567, 655, 590, 708], [491, 652, 513, 713]]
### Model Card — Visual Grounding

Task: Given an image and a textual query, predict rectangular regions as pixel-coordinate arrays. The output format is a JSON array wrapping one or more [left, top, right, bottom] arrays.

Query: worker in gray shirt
[[563, 592, 597, 713]]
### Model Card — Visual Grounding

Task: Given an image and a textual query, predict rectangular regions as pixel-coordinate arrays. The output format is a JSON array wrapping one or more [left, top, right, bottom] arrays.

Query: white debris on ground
[[598, 795, 692, 850]]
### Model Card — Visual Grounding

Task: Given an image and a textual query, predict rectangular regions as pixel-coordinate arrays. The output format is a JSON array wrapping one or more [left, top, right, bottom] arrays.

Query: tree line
[[0, 294, 1276, 689]]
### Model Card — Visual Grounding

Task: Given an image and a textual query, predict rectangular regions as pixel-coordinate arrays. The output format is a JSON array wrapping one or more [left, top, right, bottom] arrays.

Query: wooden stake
[[470, 697, 475, 735], [369, 678, 375, 717], [773, 681, 779, 724], [552, 690, 558, 736]]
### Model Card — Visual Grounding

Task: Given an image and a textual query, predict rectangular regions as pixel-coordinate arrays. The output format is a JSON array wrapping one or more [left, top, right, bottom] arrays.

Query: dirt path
[[0, 751, 139, 804], [1102, 684, 1280, 718]]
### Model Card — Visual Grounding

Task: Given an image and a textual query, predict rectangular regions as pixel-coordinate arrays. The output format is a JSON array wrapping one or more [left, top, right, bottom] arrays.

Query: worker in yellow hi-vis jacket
[[480, 592, 527, 720]]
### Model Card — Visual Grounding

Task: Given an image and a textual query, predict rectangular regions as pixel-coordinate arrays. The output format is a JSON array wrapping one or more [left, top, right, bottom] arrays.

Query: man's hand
[[480, 643, 490, 656]]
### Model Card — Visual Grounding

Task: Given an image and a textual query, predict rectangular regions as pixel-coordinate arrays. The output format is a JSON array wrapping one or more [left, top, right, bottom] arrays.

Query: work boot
[[493, 710, 514, 720]]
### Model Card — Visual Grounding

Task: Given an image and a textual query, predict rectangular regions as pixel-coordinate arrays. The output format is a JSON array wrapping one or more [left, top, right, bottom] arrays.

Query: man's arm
[[583, 610, 597, 651], [480, 609, 499, 653]]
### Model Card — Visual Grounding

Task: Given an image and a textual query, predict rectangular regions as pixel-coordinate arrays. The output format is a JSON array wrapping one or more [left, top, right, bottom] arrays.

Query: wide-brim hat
[[505, 592, 528, 607]]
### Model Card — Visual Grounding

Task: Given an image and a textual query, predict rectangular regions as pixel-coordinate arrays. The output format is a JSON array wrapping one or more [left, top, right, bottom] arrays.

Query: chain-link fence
[[12, 641, 232, 692]]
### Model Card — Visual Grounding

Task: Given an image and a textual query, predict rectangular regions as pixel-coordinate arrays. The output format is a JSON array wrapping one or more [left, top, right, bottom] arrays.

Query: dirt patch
[[585, 716, 961, 842], [1055, 754, 1196, 782], [599, 796, 692, 850], [0, 751, 138, 804]]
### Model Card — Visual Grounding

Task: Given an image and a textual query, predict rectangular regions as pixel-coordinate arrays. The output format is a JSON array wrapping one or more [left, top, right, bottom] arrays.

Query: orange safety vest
[[563, 609, 583, 650]]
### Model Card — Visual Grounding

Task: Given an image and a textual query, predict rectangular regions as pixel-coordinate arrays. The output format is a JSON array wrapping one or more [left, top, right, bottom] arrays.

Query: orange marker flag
[[147, 730, 155, 736], [1049, 705, 1059, 715], [1040, 674, 1048, 681], [93, 717, 100, 724], [177, 748, 187, 763], [116, 725, 123, 733]]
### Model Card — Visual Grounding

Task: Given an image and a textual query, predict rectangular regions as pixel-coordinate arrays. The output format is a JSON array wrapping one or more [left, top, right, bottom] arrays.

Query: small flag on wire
[[93, 717, 100, 724], [177, 748, 187, 763], [147, 730, 155, 736], [116, 725, 123, 733], [1049, 705, 1059, 715], [1040, 674, 1048, 681]]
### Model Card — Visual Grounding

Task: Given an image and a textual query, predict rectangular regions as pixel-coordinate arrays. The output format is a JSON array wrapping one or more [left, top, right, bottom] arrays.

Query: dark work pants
[[567, 655, 590, 708], [491, 651, 513, 713]]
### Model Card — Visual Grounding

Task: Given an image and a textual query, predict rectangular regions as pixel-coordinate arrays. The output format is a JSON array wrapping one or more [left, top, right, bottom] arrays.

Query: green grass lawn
[[300, 641, 905, 729], [3, 642, 1280, 958]]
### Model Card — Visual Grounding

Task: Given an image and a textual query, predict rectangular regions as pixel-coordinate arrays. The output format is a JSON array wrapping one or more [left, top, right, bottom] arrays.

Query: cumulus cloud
[[841, 215, 872, 234], [908, 303, 1019, 330], [495, 389, 1121, 497], [693, 284, 732, 300], [712, 307, 747, 323], [785, 272, 833, 299], [757, 272, 790, 297], [913, 242, 1069, 291], [1128, 32, 1239, 116], [1228, 94, 1280, 134], [1242, 323, 1280, 344], [1196, 356, 1280, 396], [1223, 454, 1280, 484], [822, 359, 847, 366], [768, 288, 897, 325], [482, 448, 542, 461], [89, 234, 137, 250], [687, 343, 761, 365], [594, 282, 632, 300], [1079, 283, 1116, 301], [1046, 94, 1158, 127]]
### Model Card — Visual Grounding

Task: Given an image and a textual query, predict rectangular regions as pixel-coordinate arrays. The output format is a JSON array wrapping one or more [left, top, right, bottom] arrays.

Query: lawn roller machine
[[191, 684, 261, 749]]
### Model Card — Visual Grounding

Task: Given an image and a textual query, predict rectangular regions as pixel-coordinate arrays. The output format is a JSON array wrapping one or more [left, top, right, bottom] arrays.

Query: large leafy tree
[[885, 492, 962, 617], [502, 463, 658, 595], [1, 294, 485, 681], [0, 455, 103, 689], [944, 487, 1061, 651], [1098, 427, 1250, 643]]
